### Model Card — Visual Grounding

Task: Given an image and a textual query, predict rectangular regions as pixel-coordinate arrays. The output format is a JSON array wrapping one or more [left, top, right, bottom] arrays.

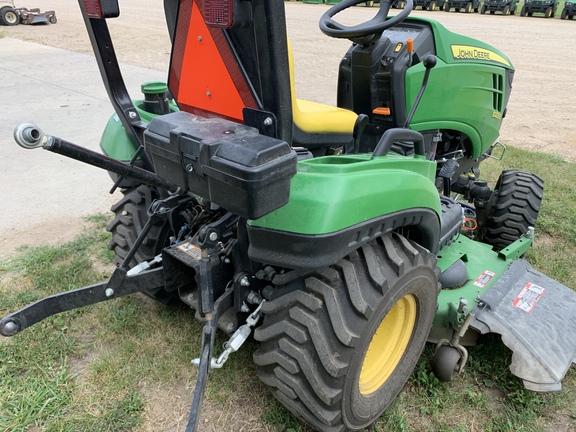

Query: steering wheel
[[319, 0, 414, 42]]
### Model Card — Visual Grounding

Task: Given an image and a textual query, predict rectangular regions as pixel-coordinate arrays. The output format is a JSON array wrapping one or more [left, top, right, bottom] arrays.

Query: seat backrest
[[287, 40, 358, 149]]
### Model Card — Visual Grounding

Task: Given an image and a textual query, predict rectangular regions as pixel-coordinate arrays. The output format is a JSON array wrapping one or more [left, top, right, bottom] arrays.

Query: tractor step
[[472, 259, 576, 392]]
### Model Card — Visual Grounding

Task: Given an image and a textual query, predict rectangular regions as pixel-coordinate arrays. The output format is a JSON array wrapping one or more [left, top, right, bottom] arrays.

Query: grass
[[1, 146, 575, 431]]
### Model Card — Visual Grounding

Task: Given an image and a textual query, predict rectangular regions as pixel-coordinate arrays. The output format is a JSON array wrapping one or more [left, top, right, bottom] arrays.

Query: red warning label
[[512, 283, 546, 313], [473, 270, 496, 288]]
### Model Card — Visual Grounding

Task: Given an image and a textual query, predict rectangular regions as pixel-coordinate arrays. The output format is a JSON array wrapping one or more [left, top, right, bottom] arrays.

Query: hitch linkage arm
[[1, 190, 188, 338], [13, 123, 177, 193], [0, 268, 164, 337]]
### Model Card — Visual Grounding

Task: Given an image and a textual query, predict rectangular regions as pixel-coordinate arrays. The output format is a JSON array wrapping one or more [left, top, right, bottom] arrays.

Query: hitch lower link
[[0, 193, 183, 338]]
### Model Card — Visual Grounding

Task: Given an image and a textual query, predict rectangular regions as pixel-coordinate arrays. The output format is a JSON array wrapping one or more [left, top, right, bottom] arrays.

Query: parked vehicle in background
[[481, 0, 518, 14], [414, 0, 446, 10], [0, 0, 19, 25], [561, 0, 576, 19], [0, 0, 56, 25], [444, 0, 480, 12], [520, 0, 558, 17]]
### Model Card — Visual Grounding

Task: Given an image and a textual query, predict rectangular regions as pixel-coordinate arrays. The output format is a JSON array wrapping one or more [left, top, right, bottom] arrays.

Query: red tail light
[[83, 0, 120, 19], [203, 0, 234, 28]]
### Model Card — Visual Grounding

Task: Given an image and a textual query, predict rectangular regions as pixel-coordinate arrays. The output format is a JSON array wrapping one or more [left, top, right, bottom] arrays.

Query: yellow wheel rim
[[359, 294, 417, 395]]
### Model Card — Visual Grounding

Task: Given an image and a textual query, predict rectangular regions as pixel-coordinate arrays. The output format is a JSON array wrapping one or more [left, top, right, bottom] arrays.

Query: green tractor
[[3, 0, 576, 431]]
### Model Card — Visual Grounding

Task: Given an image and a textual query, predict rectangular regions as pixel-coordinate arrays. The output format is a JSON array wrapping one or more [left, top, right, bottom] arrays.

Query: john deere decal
[[451, 45, 511, 67]]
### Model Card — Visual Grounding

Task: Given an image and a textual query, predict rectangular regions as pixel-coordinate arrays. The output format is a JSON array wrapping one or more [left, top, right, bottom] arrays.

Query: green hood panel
[[249, 153, 440, 235], [418, 17, 513, 70], [406, 60, 505, 158], [400, 17, 513, 158]]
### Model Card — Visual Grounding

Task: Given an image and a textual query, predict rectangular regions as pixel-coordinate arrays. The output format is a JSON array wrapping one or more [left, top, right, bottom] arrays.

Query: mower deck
[[472, 258, 576, 391]]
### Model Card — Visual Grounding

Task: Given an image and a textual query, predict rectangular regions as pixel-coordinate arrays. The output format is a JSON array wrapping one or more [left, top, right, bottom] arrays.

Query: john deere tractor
[[3, 0, 575, 431]]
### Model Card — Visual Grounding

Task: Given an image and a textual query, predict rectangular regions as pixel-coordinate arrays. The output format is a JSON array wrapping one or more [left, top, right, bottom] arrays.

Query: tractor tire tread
[[107, 185, 167, 267], [107, 185, 181, 305], [483, 170, 544, 251], [254, 232, 438, 431]]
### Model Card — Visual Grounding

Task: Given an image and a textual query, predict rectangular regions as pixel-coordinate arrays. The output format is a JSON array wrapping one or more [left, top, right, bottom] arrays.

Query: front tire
[[254, 233, 439, 431], [482, 170, 544, 251]]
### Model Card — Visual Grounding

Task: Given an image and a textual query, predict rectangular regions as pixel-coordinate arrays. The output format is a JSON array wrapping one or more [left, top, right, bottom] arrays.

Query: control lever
[[404, 55, 437, 129]]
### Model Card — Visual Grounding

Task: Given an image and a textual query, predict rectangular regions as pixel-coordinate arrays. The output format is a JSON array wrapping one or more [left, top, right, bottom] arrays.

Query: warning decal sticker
[[177, 241, 202, 260], [512, 283, 546, 313], [473, 270, 496, 288]]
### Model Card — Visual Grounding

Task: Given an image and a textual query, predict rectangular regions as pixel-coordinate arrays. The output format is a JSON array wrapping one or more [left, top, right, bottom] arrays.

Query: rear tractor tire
[[545, 6, 553, 17], [0, 7, 20, 25], [481, 4, 487, 13], [465, 2, 473, 13], [482, 169, 544, 251], [520, 5, 527, 15], [254, 233, 439, 431], [107, 185, 180, 305]]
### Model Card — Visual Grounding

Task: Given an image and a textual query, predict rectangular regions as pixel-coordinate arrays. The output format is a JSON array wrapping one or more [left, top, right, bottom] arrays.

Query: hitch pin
[[192, 299, 266, 369], [126, 254, 163, 276]]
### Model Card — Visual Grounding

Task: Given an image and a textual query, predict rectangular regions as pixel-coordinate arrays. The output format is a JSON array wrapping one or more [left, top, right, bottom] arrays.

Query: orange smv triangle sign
[[175, 0, 252, 121]]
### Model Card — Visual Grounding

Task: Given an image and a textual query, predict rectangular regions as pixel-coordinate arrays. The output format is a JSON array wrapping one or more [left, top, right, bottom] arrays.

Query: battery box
[[144, 111, 297, 219]]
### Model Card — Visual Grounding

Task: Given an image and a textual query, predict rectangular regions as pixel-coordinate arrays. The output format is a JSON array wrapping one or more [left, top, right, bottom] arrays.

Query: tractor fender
[[100, 98, 179, 187], [247, 154, 441, 269], [100, 99, 179, 161]]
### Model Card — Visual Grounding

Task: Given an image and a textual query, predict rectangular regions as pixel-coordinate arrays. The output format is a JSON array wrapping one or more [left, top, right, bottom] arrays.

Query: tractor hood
[[412, 16, 514, 70]]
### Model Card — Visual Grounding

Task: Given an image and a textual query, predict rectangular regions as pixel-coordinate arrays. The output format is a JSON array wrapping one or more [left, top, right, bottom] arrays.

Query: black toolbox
[[144, 111, 297, 219]]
